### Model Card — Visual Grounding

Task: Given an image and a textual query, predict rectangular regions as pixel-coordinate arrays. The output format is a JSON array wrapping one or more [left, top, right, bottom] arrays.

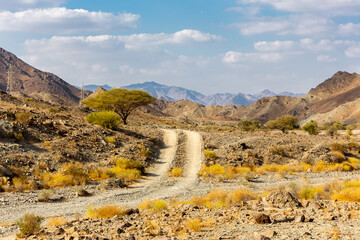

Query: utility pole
[[80, 81, 85, 105], [6, 64, 13, 94]]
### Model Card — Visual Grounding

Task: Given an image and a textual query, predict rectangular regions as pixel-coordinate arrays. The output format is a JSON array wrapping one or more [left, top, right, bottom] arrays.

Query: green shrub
[[266, 115, 299, 133], [237, 120, 260, 132], [302, 120, 319, 135], [15, 112, 31, 125], [16, 213, 44, 237], [86, 111, 121, 130]]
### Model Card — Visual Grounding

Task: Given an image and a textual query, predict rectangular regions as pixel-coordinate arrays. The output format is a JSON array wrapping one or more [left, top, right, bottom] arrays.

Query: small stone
[[261, 230, 277, 238], [295, 215, 305, 223]]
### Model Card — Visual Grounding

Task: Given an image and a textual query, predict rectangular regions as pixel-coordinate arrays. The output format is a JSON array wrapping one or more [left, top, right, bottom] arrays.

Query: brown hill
[[0, 47, 85, 105], [148, 72, 360, 125]]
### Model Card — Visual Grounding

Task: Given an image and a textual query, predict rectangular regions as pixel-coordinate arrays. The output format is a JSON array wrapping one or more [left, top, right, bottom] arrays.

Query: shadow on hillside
[[118, 128, 146, 139]]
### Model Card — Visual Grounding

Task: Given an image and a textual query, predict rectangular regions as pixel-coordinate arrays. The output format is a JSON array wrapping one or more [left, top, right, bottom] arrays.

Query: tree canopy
[[266, 115, 299, 133], [82, 88, 156, 125]]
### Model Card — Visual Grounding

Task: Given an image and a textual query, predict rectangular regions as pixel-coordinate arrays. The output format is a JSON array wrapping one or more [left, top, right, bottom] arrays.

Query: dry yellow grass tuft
[[184, 218, 203, 232], [45, 217, 67, 227], [191, 188, 257, 209], [87, 205, 124, 219], [138, 199, 168, 212], [203, 150, 217, 159]]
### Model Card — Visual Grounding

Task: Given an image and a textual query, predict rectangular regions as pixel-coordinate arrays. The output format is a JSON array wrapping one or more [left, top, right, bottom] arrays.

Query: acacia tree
[[266, 115, 299, 133], [82, 88, 156, 125]]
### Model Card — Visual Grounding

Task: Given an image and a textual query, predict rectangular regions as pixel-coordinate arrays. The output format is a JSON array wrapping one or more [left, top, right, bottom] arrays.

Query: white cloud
[[254, 40, 295, 51], [254, 39, 354, 54], [21, 30, 221, 88], [339, 22, 360, 35], [317, 55, 337, 62], [0, 8, 140, 33], [24, 30, 221, 52], [240, 0, 360, 16], [237, 14, 334, 36], [226, 6, 261, 15], [223, 51, 282, 63], [0, 0, 65, 10], [345, 44, 360, 58]]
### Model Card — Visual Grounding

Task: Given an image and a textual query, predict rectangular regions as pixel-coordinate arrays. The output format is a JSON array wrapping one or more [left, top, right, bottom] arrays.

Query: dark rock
[[255, 213, 271, 224]]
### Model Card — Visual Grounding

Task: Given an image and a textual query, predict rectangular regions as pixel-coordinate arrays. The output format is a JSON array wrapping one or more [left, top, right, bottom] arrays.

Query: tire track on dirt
[[0, 129, 204, 226]]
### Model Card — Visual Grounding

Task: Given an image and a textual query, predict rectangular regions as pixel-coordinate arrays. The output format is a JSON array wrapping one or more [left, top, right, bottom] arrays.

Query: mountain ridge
[[85, 82, 304, 107], [0, 47, 85, 105]]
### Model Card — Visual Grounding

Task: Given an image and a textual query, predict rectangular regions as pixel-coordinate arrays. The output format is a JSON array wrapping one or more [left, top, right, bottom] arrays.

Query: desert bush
[[266, 115, 299, 133], [302, 120, 320, 135], [237, 120, 260, 132], [138, 199, 168, 212], [184, 218, 203, 232], [298, 185, 324, 200], [88, 158, 144, 184], [87, 205, 124, 219], [38, 190, 53, 202], [113, 157, 145, 175], [12, 177, 27, 192], [39, 162, 89, 188], [45, 217, 67, 227], [168, 167, 182, 177], [16, 213, 44, 238], [191, 188, 256, 209], [15, 112, 31, 125], [203, 150, 217, 159], [86, 111, 121, 130]]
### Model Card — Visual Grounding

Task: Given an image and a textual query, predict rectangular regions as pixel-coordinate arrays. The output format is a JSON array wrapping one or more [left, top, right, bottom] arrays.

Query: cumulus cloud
[[24, 30, 221, 51], [0, 0, 65, 10], [345, 44, 360, 58], [317, 55, 337, 62], [21, 30, 221, 88], [223, 51, 282, 63], [240, 0, 360, 16], [254, 40, 295, 51], [254, 39, 355, 54], [0, 8, 140, 33], [339, 22, 360, 35], [237, 14, 334, 36]]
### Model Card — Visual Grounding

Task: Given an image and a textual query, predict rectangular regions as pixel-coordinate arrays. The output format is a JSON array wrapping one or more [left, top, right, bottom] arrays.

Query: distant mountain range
[[84, 81, 304, 107]]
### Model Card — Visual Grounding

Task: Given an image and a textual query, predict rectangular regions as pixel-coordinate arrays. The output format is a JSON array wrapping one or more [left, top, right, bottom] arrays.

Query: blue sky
[[1, 0, 360, 95]]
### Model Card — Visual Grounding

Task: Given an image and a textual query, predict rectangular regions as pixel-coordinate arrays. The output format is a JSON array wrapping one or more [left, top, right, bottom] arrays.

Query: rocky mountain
[[122, 81, 303, 106], [145, 71, 360, 125], [84, 84, 112, 92], [0, 47, 85, 105]]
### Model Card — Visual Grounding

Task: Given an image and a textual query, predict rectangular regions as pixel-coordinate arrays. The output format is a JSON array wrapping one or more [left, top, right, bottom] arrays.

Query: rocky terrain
[[1, 48, 360, 239], [143, 71, 360, 125], [0, 48, 89, 105]]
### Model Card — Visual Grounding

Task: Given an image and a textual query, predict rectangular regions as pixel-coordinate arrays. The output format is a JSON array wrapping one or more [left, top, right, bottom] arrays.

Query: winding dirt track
[[0, 129, 204, 225]]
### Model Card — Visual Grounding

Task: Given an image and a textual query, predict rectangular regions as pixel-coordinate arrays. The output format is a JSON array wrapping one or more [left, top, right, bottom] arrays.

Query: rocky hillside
[[0, 47, 86, 105], [144, 71, 360, 125]]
